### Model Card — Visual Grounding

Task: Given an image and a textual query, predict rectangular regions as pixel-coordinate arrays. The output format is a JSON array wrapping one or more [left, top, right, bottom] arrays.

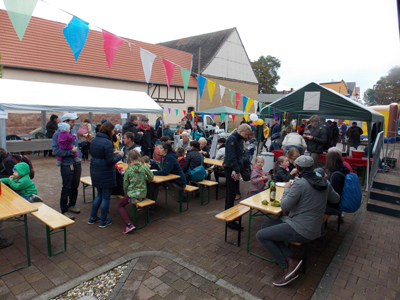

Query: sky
[[1, 0, 399, 101]]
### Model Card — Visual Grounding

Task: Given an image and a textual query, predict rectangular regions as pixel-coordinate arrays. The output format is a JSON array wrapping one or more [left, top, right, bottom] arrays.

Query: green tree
[[363, 88, 377, 106], [251, 55, 281, 94], [366, 66, 400, 105]]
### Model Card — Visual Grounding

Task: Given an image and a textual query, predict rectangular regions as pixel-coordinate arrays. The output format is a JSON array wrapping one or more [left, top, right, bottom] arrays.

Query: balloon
[[257, 119, 264, 126], [293, 125, 297, 130], [253, 120, 258, 126], [163, 113, 166, 118], [250, 113, 258, 121]]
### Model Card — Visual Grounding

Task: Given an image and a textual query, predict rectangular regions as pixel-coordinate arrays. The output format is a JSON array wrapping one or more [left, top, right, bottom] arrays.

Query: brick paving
[[0, 154, 399, 299]]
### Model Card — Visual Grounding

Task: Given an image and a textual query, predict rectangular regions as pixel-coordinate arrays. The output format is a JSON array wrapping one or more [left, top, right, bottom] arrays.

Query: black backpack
[[3, 153, 35, 179], [241, 149, 251, 181]]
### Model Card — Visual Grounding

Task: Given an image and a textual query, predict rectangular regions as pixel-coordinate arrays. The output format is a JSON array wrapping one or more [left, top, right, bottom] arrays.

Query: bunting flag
[[183, 110, 186, 116], [63, 17, 89, 61], [4, 0, 38, 41], [268, 106, 270, 116], [259, 102, 263, 113], [229, 89, 235, 105], [219, 85, 226, 104], [201, 113, 205, 120], [221, 114, 225, 122], [191, 111, 195, 117], [254, 100, 258, 113], [246, 98, 254, 113], [235, 92, 241, 109], [168, 108, 171, 114], [175, 109, 179, 116], [211, 113, 215, 119], [140, 48, 156, 83], [242, 96, 248, 112], [180, 67, 191, 94], [207, 80, 216, 103], [102, 30, 124, 69], [244, 114, 249, 122], [196, 115, 198, 123], [163, 59, 175, 90], [232, 114, 236, 122], [197, 75, 206, 99]]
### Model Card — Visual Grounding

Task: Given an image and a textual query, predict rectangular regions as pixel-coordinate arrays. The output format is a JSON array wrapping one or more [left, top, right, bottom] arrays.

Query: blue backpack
[[332, 171, 362, 213]]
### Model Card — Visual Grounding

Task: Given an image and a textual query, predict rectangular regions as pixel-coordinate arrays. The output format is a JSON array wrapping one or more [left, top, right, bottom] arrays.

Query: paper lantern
[[258, 119, 264, 126], [250, 113, 258, 121]]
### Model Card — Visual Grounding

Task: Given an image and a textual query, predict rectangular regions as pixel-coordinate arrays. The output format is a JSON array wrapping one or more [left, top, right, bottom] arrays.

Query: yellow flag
[[245, 98, 254, 112], [207, 80, 216, 103], [244, 114, 249, 122], [191, 111, 195, 117]]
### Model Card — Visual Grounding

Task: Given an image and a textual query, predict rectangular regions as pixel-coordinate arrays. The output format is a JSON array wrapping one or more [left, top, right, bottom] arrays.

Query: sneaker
[[63, 211, 75, 220], [273, 271, 299, 287], [99, 219, 113, 228], [285, 256, 303, 280], [0, 238, 14, 249], [123, 224, 135, 234], [87, 216, 101, 225], [69, 206, 80, 214], [30, 194, 43, 203]]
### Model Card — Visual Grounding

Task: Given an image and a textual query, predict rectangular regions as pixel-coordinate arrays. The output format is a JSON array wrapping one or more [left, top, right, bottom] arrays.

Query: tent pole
[[366, 122, 372, 192], [0, 119, 6, 151], [41, 111, 46, 134], [88, 112, 93, 126]]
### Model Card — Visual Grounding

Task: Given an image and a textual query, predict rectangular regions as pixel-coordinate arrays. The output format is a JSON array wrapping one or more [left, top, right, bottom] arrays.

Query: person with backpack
[[0, 148, 35, 180]]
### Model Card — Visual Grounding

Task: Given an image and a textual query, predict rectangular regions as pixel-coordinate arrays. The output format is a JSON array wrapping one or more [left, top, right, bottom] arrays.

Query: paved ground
[[0, 154, 399, 299]]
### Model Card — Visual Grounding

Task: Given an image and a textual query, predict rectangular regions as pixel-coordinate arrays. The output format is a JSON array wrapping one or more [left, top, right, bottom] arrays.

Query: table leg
[[246, 208, 253, 253], [362, 166, 366, 186], [24, 214, 31, 267]]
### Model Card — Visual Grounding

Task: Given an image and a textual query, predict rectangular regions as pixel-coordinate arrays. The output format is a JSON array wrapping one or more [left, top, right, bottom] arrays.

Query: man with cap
[[256, 155, 339, 287], [137, 117, 156, 157], [52, 113, 89, 220]]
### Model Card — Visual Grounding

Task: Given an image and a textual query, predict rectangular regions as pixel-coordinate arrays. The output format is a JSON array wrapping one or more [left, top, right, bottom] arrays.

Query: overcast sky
[[1, 0, 399, 101]]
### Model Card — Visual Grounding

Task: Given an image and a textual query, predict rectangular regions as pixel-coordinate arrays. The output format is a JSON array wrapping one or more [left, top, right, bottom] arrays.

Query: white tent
[[0, 79, 163, 150]]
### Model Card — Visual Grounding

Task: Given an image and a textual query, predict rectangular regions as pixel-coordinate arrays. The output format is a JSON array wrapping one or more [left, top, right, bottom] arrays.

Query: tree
[[365, 66, 400, 105], [251, 55, 281, 94], [363, 88, 377, 106]]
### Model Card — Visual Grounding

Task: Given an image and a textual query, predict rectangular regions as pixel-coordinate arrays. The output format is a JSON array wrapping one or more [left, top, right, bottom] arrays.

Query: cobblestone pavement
[[0, 155, 399, 299]]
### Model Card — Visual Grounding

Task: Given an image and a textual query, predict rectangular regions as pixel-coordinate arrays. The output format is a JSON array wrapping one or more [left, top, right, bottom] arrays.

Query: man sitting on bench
[[256, 156, 339, 287]]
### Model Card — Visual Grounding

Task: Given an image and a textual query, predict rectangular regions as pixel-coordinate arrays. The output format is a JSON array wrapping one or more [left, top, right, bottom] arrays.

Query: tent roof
[[261, 82, 384, 123], [194, 106, 246, 115], [0, 79, 163, 114]]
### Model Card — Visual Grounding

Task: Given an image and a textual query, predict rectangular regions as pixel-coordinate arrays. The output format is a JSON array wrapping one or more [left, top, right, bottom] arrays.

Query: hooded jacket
[[182, 149, 202, 174], [306, 122, 327, 154], [273, 166, 295, 183], [122, 121, 141, 144], [153, 152, 186, 187], [0, 162, 37, 197], [123, 162, 154, 199], [280, 171, 340, 240], [328, 165, 350, 197], [138, 124, 156, 150]]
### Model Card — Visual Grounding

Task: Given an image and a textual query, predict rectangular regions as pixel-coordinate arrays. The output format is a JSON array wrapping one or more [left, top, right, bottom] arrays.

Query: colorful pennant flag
[[180, 68, 191, 94], [232, 114, 236, 122], [211, 113, 215, 119], [140, 48, 157, 83], [254, 100, 258, 113], [242, 96, 248, 112], [259, 102, 263, 113], [175, 109, 179, 116], [4, 0, 38, 41], [102, 30, 124, 69], [219, 85, 226, 103], [244, 114, 249, 122], [235, 92, 241, 109], [163, 59, 175, 90], [191, 111, 195, 118], [63, 17, 89, 61], [197, 75, 206, 99], [201, 113, 205, 120], [245, 98, 254, 113], [168, 108, 171, 114], [207, 80, 216, 103], [268, 106, 271, 116], [183, 110, 186, 116], [221, 114, 225, 122], [229, 89, 235, 105]]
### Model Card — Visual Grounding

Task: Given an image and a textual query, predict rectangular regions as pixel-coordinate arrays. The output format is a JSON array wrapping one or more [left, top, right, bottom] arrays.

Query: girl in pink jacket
[[250, 156, 268, 195]]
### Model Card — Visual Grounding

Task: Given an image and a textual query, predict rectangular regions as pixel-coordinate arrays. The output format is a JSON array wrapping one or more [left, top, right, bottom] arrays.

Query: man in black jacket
[[304, 115, 327, 168], [138, 117, 157, 157], [347, 122, 363, 150], [182, 141, 202, 182], [223, 124, 251, 230], [122, 115, 142, 144]]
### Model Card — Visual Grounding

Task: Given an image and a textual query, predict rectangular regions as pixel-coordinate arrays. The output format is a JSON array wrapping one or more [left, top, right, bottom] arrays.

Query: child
[[176, 147, 186, 169], [250, 156, 268, 195], [0, 162, 42, 202], [142, 155, 151, 168], [272, 156, 297, 182], [56, 122, 80, 166], [117, 150, 154, 234]]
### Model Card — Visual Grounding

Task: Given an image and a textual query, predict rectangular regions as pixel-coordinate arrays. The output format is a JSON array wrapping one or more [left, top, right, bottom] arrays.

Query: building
[[320, 80, 360, 101]]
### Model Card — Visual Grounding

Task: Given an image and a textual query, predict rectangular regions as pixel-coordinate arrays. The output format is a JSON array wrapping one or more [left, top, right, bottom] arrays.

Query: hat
[[142, 117, 149, 121], [58, 122, 71, 132], [294, 155, 314, 167], [60, 113, 79, 122], [314, 167, 325, 178], [101, 118, 108, 124]]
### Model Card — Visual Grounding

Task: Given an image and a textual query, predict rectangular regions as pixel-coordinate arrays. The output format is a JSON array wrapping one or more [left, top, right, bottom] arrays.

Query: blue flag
[[63, 17, 89, 61], [197, 75, 206, 99], [242, 96, 248, 112]]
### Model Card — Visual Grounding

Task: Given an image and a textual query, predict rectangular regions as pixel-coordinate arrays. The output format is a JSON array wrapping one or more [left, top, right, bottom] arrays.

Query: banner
[[219, 85, 226, 102], [140, 48, 157, 83], [168, 108, 171, 114], [197, 75, 206, 99], [4, 0, 38, 41], [242, 96, 248, 112], [235, 92, 241, 109], [231, 114, 236, 122], [254, 100, 258, 113], [175, 109, 179, 116], [163, 59, 175, 90], [180, 67, 191, 94], [63, 17, 89, 61], [207, 80, 216, 103], [245, 98, 254, 113], [229, 89, 235, 105]]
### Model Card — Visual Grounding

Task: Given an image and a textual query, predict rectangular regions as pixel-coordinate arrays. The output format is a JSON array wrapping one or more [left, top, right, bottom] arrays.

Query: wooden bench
[[31, 203, 75, 257], [216, 204, 250, 246], [198, 180, 218, 205], [177, 185, 199, 213], [80, 176, 95, 203], [115, 196, 155, 229], [288, 214, 331, 274]]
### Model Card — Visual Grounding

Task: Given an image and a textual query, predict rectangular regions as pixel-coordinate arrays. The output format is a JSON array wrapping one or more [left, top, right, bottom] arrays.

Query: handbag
[[189, 154, 207, 182]]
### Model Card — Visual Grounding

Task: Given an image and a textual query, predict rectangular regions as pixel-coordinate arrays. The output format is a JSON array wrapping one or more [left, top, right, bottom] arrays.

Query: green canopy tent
[[260, 82, 384, 190], [195, 106, 246, 134]]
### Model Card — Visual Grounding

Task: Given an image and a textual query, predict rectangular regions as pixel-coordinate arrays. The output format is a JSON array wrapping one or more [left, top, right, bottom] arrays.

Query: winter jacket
[[347, 126, 363, 144], [0, 162, 37, 197], [53, 128, 85, 165], [46, 120, 58, 138], [273, 166, 295, 182], [328, 165, 350, 197], [250, 165, 267, 193], [200, 145, 210, 159], [163, 127, 174, 140], [184, 120, 193, 130], [306, 122, 327, 154], [122, 122, 141, 144], [193, 130, 204, 141], [123, 162, 154, 199], [271, 122, 281, 136], [153, 152, 186, 187], [177, 156, 186, 168], [58, 131, 76, 151], [280, 171, 340, 240], [215, 145, 225, 161], [89, 132, 122, 189], [174, 139, 190, 151], [263, 126, 270, 139], [182, 149, 202, 174], [223, 131, 245, 173], [282, 132, 307, 151], [138, 124, 156, 150], [330, 125, 339, 145], [121, 143, 140, 163]]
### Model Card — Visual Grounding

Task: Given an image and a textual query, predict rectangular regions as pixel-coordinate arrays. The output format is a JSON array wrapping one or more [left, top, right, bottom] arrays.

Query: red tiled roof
[[0, 10, 197, 87]]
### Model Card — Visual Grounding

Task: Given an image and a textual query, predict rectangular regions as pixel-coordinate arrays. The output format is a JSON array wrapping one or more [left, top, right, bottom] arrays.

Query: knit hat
[[294, 155, 314, 167], [101, 118, 108, 124], [58, 122, 70, 132], [60, 112, 78, 122]]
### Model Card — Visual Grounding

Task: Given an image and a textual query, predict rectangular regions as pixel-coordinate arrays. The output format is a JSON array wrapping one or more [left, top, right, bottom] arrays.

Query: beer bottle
[[270, 181, 276, 202]]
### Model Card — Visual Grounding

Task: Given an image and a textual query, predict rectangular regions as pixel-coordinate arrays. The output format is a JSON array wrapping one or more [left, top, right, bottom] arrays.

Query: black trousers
[[224, 167, 239, 210], [60, 164, 81, 213]]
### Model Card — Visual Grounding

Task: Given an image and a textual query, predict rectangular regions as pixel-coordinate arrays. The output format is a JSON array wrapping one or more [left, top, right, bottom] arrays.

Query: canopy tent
[[195, 106, 246, 134], [260, 82, 384, 191], [0, 79, 163, 151]]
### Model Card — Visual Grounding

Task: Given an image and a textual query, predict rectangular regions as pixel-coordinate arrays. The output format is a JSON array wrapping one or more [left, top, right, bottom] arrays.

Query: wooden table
[[6, 139, 52, 153], [0, 182, 38, 276], [240, 186, 284, 262], [204, 158, 223, 167]]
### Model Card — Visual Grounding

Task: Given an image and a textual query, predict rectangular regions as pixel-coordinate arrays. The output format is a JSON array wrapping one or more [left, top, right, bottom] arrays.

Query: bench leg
[[178, 191, 189, 213], [82, 184, 86, 204], [302, 244, 308, 274], [132, 205, 148, 230], [200, 185, 210, 206], [46, 226, 68, 257]]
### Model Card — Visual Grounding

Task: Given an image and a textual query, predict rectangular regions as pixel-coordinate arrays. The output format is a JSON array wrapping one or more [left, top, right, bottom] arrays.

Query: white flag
[[254, 100, 258, 113], [140, 48, 157, 83], [219, 85, 226, 102]]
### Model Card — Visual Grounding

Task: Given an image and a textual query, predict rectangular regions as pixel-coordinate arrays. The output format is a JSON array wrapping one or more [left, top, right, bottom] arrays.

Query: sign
[[303, 91, 320, 111], [120, 113, 127, 119], [0, 111, 8, 119]]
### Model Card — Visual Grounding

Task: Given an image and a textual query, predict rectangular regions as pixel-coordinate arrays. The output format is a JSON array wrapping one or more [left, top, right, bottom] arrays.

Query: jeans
[[256, 219, 310, 269], [224, 167, 239, 210], [60, 164, 81, 213], [90, 188, 113, 222]]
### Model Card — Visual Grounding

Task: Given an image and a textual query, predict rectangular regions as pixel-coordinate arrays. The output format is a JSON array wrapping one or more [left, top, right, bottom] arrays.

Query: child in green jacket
[[0, 162, 42, 202]]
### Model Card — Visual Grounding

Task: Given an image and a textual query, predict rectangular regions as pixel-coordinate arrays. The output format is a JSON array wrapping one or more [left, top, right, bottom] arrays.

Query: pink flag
[[235, 92, 241, 109], [102, 30, 124, 69], [163, 59, 175, 90]]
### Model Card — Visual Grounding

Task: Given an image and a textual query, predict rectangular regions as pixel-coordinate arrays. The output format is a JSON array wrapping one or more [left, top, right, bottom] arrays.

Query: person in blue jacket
[[193, 125, 204, 141], [88, 121, 124, 228], [146, 142, 186, 202]]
